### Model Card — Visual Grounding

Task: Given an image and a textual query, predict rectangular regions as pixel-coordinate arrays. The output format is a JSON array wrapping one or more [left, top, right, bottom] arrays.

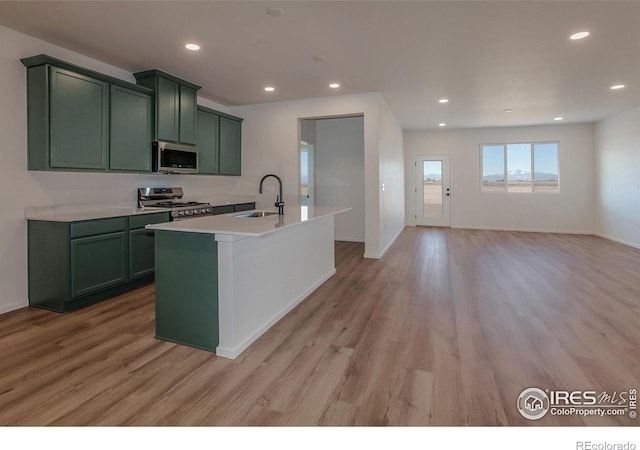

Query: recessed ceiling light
[[264, 86, 275, 92], [329, 83, 340, 89], [438, 123, 447, 127], [570, 31, 590, 40], [554, 117, 564, 121], [185, 43, 200, 51], [610, 84, 626, 90], [438, 98, 449, 104], [266, 7, 284, 16], [504, 108, 513, 113]]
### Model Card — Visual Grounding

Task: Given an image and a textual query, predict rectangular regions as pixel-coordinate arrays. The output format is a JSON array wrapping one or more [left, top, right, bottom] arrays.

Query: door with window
[[415, 155, 451, 227]]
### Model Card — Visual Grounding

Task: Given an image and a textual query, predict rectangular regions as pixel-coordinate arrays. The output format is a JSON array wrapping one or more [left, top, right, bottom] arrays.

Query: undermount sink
[[234, 211, 279, 218]]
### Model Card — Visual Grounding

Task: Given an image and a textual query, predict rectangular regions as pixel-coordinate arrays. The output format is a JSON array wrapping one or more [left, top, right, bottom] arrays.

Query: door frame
[[414, 154, 452, 227]]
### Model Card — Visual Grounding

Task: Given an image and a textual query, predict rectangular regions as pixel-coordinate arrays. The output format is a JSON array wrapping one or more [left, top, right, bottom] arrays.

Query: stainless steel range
[[138, 187, 213, 221]]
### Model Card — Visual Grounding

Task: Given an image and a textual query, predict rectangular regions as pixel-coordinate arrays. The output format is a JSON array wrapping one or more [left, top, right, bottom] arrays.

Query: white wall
[[404, 123, 596, 233], [595, 107, 640, 248], [0, 25, 249, 314], [233, 92, 405, 259], [314, 116, 365, 242], [378, 98, 406, 256]]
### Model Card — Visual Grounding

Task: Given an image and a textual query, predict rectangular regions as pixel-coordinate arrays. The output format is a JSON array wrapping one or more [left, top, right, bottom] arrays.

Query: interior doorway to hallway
[[299, 115, 365, 242]]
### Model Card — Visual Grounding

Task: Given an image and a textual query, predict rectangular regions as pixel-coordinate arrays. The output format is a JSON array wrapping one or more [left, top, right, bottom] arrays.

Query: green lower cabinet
[[155, 230, 219, 351], [28, 211, 170, 312], [129, 228, 156, 279], [71, 231, 128, 298]]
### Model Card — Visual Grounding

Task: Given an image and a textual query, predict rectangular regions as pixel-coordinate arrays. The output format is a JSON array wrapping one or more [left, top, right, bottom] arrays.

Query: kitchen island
[[147, 206, 349, 359]]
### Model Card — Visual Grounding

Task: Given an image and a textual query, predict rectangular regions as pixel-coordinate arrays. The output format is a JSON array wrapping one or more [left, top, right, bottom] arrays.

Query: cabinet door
[[156, 77, 179, 143], [129, 228, 156, 279], [109, 85, 152, 171], [49, 67, 108, 170], [179, 85, 197, 145], [196, 109, 219, 174], [70, 231, 128, 299], [219, 116, 242, 175]]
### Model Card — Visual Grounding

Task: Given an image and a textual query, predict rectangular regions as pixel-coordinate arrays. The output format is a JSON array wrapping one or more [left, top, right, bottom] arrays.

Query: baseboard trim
[[594, 232, 640, 250], [452, 224, 595, 235], [216, 268, 337, 359], [0, 299, 28, 315], [364, 226, 405, 259]]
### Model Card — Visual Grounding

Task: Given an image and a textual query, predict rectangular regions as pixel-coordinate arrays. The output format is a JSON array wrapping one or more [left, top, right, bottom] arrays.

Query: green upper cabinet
[[196, 105, 243, 176], [109, 85, 152, 172], [196, 107, 219, 175], [179, 85, 197, 145], [49, 67, 109, 170], [21, 54, 154, 173], [156, 77, 179, 142], [219, 116, 242, 175], [133, 69, 200, 145]]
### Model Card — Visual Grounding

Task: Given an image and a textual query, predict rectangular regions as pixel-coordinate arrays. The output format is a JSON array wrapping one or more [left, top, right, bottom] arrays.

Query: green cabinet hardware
[[196, 105, 243, 176], [28, 211, 170, 312], [133, 69, 201, 145], [21, 54, 153, 173], [110, 85, 152, 172]]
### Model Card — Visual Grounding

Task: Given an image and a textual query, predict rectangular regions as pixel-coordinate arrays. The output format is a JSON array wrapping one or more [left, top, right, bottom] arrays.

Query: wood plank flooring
[[1, 227, 639, 426]]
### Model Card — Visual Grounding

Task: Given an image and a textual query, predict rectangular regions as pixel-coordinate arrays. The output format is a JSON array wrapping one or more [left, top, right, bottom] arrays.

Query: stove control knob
[[178, 210, 184, 216]]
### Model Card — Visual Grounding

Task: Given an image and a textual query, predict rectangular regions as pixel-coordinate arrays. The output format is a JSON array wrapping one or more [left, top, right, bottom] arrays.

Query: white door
[[415, 155, 451, 227]]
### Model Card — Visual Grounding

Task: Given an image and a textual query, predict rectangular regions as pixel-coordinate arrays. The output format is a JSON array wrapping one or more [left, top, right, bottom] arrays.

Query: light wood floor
[[1, 228, 639, 426]]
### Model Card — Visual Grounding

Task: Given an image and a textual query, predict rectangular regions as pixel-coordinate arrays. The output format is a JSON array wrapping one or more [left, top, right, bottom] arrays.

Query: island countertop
[[146, 206, 350, 237]]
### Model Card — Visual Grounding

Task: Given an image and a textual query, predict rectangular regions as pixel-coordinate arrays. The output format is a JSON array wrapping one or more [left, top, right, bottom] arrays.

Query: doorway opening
[[299, 115, 365, 242]]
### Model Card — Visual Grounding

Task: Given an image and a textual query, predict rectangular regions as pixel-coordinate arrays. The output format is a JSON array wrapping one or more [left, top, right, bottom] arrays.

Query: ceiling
[[1, 1, 640, 130]]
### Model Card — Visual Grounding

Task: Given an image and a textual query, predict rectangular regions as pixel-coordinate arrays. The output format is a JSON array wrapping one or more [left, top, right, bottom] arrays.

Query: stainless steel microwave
[[152, 141, 198, 174]]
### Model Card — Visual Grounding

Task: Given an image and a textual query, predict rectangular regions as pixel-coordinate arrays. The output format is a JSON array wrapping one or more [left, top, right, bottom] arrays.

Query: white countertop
[[146, 206, 351, 237], [25, 205, 170, 222]]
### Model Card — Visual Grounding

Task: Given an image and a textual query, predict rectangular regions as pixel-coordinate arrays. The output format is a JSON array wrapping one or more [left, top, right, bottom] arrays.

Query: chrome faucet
[[259, 174, 285, 216]]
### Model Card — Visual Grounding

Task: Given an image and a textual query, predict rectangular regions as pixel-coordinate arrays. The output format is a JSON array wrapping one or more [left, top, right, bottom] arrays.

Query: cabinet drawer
[[233, 202, 255, 212], [129, 212, 170, 230], [212, 205, 234, 215], [70, 217, 127, 238]]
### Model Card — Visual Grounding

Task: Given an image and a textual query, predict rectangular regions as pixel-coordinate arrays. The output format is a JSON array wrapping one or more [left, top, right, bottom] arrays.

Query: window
[[481, 142, 559, 192]]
